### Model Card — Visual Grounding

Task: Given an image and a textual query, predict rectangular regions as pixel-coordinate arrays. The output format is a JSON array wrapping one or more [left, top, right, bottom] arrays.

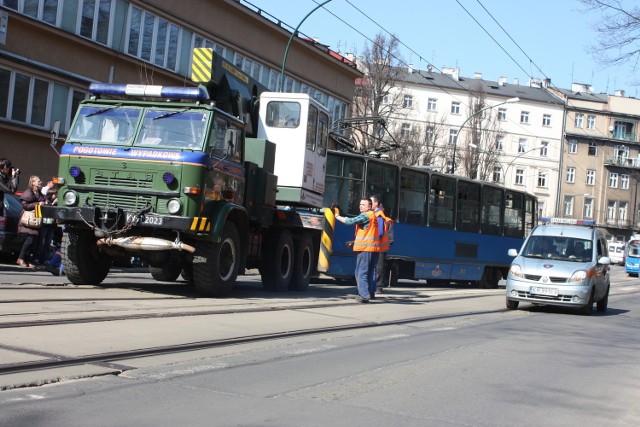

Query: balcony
[[612, 131, 635, 142], [604, 157, 640, 169]]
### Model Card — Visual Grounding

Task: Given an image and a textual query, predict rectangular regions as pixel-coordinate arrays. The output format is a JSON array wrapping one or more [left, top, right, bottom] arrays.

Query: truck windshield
[[69, 105, 141, 145], [135, 109, 208, 150]]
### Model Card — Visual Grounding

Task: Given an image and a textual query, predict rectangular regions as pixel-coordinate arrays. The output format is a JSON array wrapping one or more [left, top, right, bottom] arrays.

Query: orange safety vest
[[373, 209, 393, 252], [353, 211, 383, 252]]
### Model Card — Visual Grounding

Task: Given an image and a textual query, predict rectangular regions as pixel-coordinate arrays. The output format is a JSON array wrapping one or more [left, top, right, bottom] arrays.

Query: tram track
[[0, 306, 507, 377]]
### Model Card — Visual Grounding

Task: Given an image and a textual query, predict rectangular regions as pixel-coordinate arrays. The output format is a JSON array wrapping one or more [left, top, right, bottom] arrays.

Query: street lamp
[[279, 0, 333, 92], [450, 97, 519, 174]]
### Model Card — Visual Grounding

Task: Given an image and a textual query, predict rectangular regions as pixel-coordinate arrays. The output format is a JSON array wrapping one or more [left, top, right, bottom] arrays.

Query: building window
[[575, 113, 584, 128], [621, 174, 630, 190], [382, 95, 389, 104], [609, 172, 619, 188], [403, 94, 413, 108], [493, 166, 502, 183], [449, 129, 458, 145], [566, 167, 575, 183], [495, 135, 504, 150], [564, 196, 574, 216], [588, 142, 597, 156], [515, 169, 524, 185], [584, 198, 593, 218], [451, 101, 460, 114], [568, 139, 578, 154], [540, 141, 548, 157], [542, 114, 551, 126], [4, 0, 61, 26], [537, 172, 548, 188], [607, 200, 616, 220], [498, 108, 506, 121], [78, 0, 113, 45], [520, 111, 529, 124], [427, 98, 437, 111], [518, 138, 527, 153], [619, 201, 628, 222], [401, 123, 411, 138], [587, 114, 596, 129], [586, 169, 596, 186], [0, 67, 50, 128], [426, 126, 434, 141], [127, 5, 181, 71]]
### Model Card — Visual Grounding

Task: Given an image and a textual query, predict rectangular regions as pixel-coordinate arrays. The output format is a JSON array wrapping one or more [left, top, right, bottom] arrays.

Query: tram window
[[366, 160, 398, 219], [504, 191, 525, 237], [323, 154, 364, 215], [481, 186, 503, 235], [306, 105, 318, 151], [265, 101, 301, 128], [399, 169, 428, 225], [525, 195, 537, 234], [457, 180, 480, 232], [429, 175, 455, 229]]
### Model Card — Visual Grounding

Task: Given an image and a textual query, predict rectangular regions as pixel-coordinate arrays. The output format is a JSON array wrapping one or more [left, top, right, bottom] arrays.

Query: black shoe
[[370, 293, 376, 300], [361, 298, 369, 303]]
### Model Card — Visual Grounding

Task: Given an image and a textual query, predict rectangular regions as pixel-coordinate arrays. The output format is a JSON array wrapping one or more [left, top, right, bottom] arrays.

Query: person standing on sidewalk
[[370, 195, 393, 293], [334, 197, 382, 302], [0, 158, 20, 217]]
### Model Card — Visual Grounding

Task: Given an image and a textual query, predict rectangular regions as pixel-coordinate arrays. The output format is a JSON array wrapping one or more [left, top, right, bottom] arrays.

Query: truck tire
[[149, 259, 182, 282], [193, 222, 240, 297], [63, 228, 111, 285], [290, 233, 314, 291], [260, 229, 294, 291]]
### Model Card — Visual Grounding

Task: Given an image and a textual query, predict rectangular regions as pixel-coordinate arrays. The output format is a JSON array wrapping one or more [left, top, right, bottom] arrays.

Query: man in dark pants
[[370, 195, 393, 293]]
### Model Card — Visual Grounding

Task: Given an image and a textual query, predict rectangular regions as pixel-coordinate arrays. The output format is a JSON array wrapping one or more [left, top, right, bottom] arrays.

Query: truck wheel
[[290, 233, 314, 291], [193, 222, 240, 297], [260, 229, 294, 291], [181, 263, 194, 283], [63, 228, 111, 285], [149, 258, 182, 282]]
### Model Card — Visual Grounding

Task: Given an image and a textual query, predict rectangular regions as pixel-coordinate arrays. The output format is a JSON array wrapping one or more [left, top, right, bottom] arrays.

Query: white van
[[608, 242, 625, 265], [506, 220, 611, 315]]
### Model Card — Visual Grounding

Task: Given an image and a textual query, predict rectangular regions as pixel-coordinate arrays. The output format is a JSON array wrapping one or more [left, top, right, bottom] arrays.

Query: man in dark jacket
[[0, 158, 20, 217]]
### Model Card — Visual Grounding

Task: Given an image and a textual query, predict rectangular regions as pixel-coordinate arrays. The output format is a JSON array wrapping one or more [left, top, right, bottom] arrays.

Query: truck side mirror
[[50, 120, 61, 155], [225, 128, 238, 157]]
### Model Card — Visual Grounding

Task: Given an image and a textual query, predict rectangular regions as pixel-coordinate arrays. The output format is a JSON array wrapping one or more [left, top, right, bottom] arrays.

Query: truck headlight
[[63, 191, 78, 206], [167, 198, 181, 214]]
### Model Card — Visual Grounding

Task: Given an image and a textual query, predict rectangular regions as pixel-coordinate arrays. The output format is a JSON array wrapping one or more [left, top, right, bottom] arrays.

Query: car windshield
[[523, 236, 592, 262], [134, 109, 208, 150]]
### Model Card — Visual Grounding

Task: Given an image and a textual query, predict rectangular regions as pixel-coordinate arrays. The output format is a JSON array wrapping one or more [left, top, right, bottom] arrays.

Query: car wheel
[[506, 298, 519, 310], [596, 285, 609, 312], [580, 288, 595, 316]]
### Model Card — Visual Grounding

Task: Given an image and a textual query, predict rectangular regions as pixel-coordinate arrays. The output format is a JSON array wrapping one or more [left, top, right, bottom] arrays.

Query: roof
[[395, 67, 565, 106], [552, 88, 608, 103]]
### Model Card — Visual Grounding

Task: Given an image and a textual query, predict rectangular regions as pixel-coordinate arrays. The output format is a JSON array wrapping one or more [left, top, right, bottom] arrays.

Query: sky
[[246, 0, 639, 97]]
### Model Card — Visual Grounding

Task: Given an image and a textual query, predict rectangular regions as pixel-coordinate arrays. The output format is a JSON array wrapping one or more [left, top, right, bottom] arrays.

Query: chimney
[[498, 76, 507, 86], [615, 89, 625, 97], [442, 67, 460, 81], [571, 83, 593, 93], [473, 72, 482, 79], [408, 64, 413, 74], [513, 78, 519, 86]]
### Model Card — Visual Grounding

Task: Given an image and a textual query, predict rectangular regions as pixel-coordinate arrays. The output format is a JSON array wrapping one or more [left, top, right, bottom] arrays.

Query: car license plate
[[530, 286, 558, 296]]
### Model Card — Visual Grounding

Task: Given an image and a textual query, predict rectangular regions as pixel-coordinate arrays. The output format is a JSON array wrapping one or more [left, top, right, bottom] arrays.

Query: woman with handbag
[[17, 175, 45, 268]]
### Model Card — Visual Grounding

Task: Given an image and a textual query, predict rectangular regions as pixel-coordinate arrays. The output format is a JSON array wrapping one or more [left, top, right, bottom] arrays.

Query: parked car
[[505, 219, 611, 315], [608, 241, 625, 265], [0, 193, 26, 256]]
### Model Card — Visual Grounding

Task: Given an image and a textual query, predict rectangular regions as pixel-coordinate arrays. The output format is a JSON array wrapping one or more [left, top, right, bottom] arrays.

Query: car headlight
[[63, 191, 78, 206], [568, 269, 589, 284], [509, 264, 523, 278]]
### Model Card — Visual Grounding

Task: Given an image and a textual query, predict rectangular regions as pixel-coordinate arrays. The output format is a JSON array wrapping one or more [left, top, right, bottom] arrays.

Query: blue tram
[[322, 150, 537, 288]]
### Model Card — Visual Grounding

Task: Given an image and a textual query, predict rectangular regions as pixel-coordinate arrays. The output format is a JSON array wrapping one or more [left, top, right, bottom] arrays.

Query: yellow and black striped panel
[[190, 217, 211, 232], [317, 207, 336, 272], [191, 48, 214, 83], [34, 204, 42, 218]]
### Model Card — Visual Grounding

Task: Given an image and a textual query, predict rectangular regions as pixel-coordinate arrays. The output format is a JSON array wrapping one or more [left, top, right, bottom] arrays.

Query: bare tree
[[386, 116, 449, 169], [457, 84, 503, 181], [580, 0, 640, 79], [352, 33, 405, 154]]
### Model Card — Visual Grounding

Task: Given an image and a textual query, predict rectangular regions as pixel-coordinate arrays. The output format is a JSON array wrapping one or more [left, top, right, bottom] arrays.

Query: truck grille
[[94, 177, 153, 189], [93, 192, 153, 210]]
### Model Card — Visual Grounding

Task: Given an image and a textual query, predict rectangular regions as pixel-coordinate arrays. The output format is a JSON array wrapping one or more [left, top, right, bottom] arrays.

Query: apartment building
[[0, 0, 360, 181], [553, 84, 640, 241], [385, 66, 565, 218]]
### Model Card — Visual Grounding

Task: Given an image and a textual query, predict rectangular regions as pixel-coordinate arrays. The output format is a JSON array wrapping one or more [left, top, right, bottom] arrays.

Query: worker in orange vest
[[335, 197, 384, 302], [370, 194, 393, 293]]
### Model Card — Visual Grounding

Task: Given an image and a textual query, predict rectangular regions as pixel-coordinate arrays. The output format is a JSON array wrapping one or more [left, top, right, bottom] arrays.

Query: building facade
[[0, 0, 360, 181]]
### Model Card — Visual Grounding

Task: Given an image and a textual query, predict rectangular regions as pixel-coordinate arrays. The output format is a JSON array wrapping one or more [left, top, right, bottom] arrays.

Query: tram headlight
[[167, 198, 181, 214], [63, 190, 78, 206]]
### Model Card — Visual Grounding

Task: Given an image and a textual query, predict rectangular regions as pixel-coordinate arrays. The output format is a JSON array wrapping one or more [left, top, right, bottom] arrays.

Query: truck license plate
[[530, 286, 558, 296], [126, 213, 163, 226]]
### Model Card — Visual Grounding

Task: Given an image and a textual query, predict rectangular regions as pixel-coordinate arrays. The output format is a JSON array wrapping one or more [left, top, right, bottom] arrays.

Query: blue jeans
[[355, 251, 379, 299]]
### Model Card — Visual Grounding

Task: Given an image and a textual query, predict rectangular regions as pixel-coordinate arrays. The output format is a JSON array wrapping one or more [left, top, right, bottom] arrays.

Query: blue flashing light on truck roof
[[89, 83, 210, 101]]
